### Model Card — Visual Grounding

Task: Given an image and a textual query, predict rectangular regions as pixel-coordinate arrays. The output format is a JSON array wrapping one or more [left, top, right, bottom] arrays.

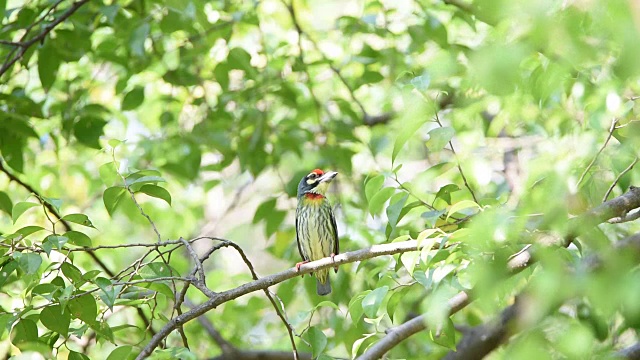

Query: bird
[[295, 169, 339, 296]]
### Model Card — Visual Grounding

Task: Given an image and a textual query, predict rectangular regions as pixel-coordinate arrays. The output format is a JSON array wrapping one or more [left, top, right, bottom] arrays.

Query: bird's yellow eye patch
[[306, 179, 316, 185]]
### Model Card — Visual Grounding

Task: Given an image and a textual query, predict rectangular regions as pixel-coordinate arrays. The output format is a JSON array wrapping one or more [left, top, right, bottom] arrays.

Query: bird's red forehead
[[311, 169, 324, 175]]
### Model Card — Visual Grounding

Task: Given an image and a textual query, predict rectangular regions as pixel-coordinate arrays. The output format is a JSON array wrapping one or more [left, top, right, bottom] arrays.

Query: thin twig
[[0, 0, 90, 78], [603, 157, 638, 202], [433, 109, 479, 203], [577, 118, 618, 187]]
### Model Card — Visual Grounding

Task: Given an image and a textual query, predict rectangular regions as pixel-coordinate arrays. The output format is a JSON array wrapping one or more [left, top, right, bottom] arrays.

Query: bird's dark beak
[[319, 171, 338, 183]]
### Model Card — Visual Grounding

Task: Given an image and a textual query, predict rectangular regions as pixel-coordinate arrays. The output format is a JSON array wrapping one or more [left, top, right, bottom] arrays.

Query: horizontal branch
[[359, 186, 640, 359], [135, 239, 453, 359], [0, 0, 90, 78]]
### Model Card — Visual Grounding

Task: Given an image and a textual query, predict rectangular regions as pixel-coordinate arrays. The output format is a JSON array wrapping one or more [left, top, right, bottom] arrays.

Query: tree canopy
[[1, 0, 640, 359]]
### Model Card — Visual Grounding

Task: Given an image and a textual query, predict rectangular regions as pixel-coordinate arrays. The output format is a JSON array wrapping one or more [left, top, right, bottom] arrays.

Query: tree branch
[[358, 186, 640, 359], [135, 239, 454, 359], [0, 0, 90, 78], [443, 302, 518, 360]]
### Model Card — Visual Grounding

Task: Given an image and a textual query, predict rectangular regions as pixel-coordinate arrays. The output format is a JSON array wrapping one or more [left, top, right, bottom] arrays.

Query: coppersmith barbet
[[295, 169, 339, 296]]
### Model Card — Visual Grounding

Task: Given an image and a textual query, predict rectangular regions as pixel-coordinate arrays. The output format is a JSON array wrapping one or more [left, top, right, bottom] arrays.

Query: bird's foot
[[295, 260, 310, 276], [330, 253, 338, 273]]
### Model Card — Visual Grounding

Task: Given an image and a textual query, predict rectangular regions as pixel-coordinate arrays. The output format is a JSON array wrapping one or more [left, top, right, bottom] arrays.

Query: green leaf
[[64, 231, 92, 247], [306, 326, 327, 359], [0, 260, 18, 289], [387, 286, 411, 322], [266, 210, 286, 238], [40, 304, 70, 337], [96, 277, 118, 311], [253, 198, 277, 223], [68, 294, 97, 324], [430, 318, 456, 350], [426, 127, 455, 152], [348, 293, 367, 323], [364, 174, 385, 202], [12, 202, 40, 223], [435, 184, 460, 205], [42, 197, 62, 213], [0, 191, 13, 215], [352, 333, 376, 357], [392, 102, 428, 164], [387, 193, 409, 231], [38, 43, 60, 91], [125, 175, 165, 186], [369, 187, 396, 215], [447, 200, 481, 220], [103, 186, 127, 216], [129, 23, 150, 57], [10, 318, 38, 347], [61, 214, 95, 228], [99, 162, 120, 186], [362, 286, 389, 318], [401, 251, 419, 275], [61, 262, 84, 286], [121, 86, 145, 110], [140, 262, 173, 279], [43, 235, 69, 253], [68, 351, 90, 360], [14, 225, 45, 238], [315, 300, 340, 310], [107, 345, 132, 360], [15, 253, 42, 274], [138, 184, 172, 205], [74, 117, 107, 149]]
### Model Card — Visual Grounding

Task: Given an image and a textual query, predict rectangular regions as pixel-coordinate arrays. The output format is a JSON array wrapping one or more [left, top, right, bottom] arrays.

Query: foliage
[[1, 0, 640, 359]]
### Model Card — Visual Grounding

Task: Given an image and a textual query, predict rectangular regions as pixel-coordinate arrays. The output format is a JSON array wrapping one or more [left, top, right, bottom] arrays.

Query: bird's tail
[[316, 269, 331, 296]]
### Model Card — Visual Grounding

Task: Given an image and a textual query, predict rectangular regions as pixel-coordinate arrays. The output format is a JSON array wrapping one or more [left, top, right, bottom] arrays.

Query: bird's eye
[[308, 173, 317, 179]]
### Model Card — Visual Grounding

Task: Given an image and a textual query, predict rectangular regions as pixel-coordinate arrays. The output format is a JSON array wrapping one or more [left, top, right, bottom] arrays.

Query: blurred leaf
[[15, 252, 41, 274], [447, 200, 480, 220], [103, 186, 127, 216], [430, 318, 456, 350], [140, 262, 173, 279], [10, 318, 38, 347], [387, 193, 409, 231], [61, 262, 84, 286], [74, 117, 107, 149], [365, 174, 385, 202], [392, 103, 428, 163], [12, 201, 39, 223], [68, 351, 90, 360], [362, 286, 388, 318], [426, 127, 454, 152], [138, 184, 172, 205], [369, 187, 395, 216], [0, 191, 12, 216], [121, 87, 145, 110], [64, 231, 92, 247], [107, 345, 132, 360], [435, 184, 460, 205], [40, 304, 70, 337], [130, 23, 150, 57], [306, 326, 327, 359], [253, 198, 277, 224], [68, 294, 98, 324], [61, 214, 96, 228], [0, 261, 18, 289], [38, 42, 60, 91]]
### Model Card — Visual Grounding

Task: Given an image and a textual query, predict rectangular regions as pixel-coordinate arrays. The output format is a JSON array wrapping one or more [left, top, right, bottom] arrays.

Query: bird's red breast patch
[[312, 169, 324, 176], [304, 193, 325, 200]]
